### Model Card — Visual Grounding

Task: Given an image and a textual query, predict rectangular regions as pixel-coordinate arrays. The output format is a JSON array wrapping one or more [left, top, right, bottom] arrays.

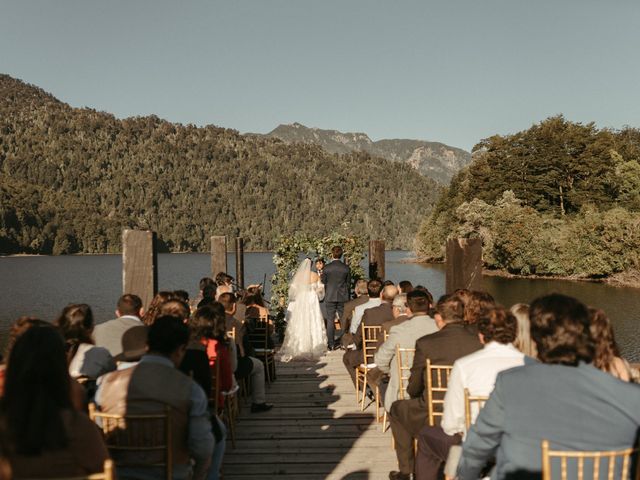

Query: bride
[[279, 258, 328, 362]]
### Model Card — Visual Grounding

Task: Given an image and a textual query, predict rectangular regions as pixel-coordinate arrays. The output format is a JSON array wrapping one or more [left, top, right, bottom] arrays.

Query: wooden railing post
[[369, 240, 385, 280], [235, 237, 245, 290], [445, 238, 482, 293], [210, 236, 227, 278], [122, 229, 158, 309]]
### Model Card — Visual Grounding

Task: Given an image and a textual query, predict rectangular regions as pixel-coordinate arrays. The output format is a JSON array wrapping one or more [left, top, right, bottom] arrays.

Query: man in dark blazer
[[321, 245, 351, 349], [342, 285, 398, 385], [458, 294, 640, 480], [389, 293, 482, 480], [340, 279, 369, 344]]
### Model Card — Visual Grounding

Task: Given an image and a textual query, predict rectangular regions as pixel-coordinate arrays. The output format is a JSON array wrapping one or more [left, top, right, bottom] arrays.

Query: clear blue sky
[[1, 0, 638, 151]]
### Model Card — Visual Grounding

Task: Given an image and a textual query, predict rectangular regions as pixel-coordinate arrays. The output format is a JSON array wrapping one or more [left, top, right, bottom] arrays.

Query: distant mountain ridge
[[265, 122, 471, 184], [0, 74, 440, 254]]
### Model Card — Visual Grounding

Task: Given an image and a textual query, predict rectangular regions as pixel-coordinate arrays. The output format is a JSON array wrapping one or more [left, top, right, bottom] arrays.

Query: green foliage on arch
[[270, 232, 366, 335]]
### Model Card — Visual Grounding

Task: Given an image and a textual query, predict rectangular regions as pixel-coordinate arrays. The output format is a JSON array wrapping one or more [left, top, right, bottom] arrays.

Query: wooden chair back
[[226, 327, 236, 341], [17, 460, 115, 480], [395, 346, 415, 401], [247, 315, 270, 351], [210, 352, 222, 412], [425, 359, 453, 426], [89, 404, 172, 480], [541, 440, 639, 480], [361, 324, 382, 366], [464, 388, 489, 430]]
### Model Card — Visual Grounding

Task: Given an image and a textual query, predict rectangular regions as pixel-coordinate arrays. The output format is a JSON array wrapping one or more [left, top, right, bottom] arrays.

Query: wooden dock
[[223, 350, 398, 479]]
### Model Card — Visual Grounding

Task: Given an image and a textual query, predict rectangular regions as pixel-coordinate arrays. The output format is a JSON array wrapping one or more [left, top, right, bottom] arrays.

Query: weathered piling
[[211, 235, 228, 278], [235, 237, 245, 289], [122, 229, 158, 308], [445, 237, 482, 293], [368, 240, 385, 280]]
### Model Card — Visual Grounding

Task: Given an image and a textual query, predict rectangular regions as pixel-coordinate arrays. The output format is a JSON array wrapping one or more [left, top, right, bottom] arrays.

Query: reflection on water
[[0, 251, 638, 360]]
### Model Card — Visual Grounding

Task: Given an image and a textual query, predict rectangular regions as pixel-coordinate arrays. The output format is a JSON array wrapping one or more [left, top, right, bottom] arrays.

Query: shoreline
[[404, 257, 640, 289]]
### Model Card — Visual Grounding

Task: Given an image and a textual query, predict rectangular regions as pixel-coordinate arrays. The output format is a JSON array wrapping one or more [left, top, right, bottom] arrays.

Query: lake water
[[1, 251, 638, 361]]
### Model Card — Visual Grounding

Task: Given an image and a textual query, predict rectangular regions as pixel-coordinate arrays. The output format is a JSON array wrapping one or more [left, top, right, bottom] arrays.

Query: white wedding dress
[[279, 258, 328, 362]]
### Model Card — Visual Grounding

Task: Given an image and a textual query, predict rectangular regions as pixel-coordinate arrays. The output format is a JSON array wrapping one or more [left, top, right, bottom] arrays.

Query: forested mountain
[[0, 74, 441, 255], [416, 116, 640, 281], [264, 123, 471, 184]]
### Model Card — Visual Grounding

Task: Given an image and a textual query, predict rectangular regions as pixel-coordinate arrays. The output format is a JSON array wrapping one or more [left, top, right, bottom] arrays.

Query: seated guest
[[56, 304, 116, 380], [378, 293, 411, 348], [457, 294, 640, 480], [3, 325, 109, 478], [94, 294, 144, 357], [217, 284, 246, 322], [95, 315, 214, 480], [349, 279, 384, 336], [589, 307, 632, 382], [112, 325, 148, 370], [462, 291, 495, 327], [142, 291, 175, 325], [511, 303, 537, 358], [373, 290, 438, 411], [219, 293, 272, 413], [389, 294, 482, 480], [343, 285, 398, 386], [193, 277, 216, 310], [340, 279, 369, 346], [415, 306, 525, 480], [2, 317, 87, 410], [398, 280, 414, 295], [198, 284, 218, 309], [180, 305, 230, 480]]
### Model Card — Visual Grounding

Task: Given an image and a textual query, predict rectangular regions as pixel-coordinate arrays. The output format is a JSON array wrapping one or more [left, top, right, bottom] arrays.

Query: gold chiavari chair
[[248, 313, 276, 384], [355, 324, 382, 411], [464, 388, 489, 430], [89, 404, 172, 480], [17, 460, 115, 480], [541, 440, 639, 480], [425, 359, 453, 426]]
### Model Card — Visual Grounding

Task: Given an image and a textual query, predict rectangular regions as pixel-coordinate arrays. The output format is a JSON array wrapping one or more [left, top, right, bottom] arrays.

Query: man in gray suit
[[374, 290, 438, 411], [458, 294, 640, 480], [321, 245, 351, 349], [94, 294, 144, 357]]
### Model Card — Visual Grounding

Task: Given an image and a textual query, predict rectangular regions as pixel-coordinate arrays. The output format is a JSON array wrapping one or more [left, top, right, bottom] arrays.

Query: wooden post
[[445, 238, 482, 293], [369, 240, 385, 280], [122, 229, 158, 309], [210, 236, 227, 278], [235, 237, 245, 290]]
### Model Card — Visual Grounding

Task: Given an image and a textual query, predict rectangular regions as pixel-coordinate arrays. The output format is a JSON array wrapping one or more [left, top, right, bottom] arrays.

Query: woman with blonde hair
[[510, 303, 536, 358]]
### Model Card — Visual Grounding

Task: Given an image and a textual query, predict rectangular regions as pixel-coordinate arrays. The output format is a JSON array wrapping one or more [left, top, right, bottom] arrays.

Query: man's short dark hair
[[412, 286, 433, 310], [199, 277, 215, 291], [406, 290, 431, 314], [477, 306, 517, 344], [331, 246, 343, 259], [202, 285, 217, 301], [399, 281, 414, 294], [367, 279, 383, 298], [435, 294, 465, 324], [147, 315, 189, 356], [117, 294, 143, 317], [218, 292, 236, 312], [530, 294, 594, 366], [215, 272, 233, 286], [383, 280, 395, 287]]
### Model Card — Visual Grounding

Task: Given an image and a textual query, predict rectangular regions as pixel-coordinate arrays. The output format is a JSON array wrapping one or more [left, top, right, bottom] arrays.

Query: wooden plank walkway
[[223, 350, 398, 479]]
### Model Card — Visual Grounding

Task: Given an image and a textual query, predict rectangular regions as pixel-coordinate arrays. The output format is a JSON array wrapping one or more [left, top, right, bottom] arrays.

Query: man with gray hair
[[340, 279, 370, 346]]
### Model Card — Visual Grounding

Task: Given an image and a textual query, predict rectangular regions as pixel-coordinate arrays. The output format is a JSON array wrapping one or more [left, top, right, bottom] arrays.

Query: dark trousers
[[415, 426, 461, 480], [342, 349, 361, 386], [390, 397, 427, 474], [325, 301, 344, 347]]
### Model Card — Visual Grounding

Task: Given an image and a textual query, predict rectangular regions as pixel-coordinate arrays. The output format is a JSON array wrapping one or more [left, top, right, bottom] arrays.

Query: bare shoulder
[[309, 271, 319, 282]]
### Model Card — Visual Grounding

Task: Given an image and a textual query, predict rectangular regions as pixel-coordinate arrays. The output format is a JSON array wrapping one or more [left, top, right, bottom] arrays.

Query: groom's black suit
[[321, 258, 351, 349]]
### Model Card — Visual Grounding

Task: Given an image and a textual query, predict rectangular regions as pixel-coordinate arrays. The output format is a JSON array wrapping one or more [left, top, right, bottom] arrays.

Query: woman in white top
[[56, 304, 115, 379], [278, 258, 328, 362]]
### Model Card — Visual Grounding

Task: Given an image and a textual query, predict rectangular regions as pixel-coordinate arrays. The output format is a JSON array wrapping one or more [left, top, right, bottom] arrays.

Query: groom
[[321, 245, 351, 350]]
